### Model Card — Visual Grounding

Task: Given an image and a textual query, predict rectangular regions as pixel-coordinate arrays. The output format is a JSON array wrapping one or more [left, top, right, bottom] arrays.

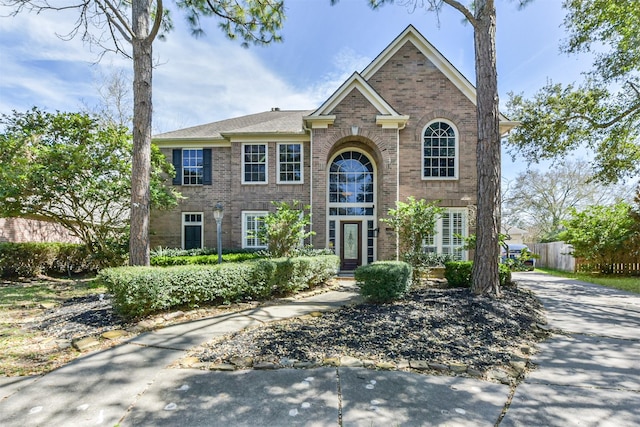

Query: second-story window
[[183, 149, 203, 185], [277, 143, 303, 184], [242, 143, 267, 184]]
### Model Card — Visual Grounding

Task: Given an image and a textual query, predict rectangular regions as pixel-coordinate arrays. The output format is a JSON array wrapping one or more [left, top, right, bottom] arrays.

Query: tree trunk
[[129, 0, 153, 266], [472, 0, 501, 296]]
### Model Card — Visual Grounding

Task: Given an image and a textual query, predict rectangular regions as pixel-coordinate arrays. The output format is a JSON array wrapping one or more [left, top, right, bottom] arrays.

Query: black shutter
[[172, 149, 182, 185], [203, 148, 212, 185]]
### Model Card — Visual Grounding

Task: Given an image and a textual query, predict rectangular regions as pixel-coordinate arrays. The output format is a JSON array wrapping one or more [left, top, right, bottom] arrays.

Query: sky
[[0, 0, 595, 180]]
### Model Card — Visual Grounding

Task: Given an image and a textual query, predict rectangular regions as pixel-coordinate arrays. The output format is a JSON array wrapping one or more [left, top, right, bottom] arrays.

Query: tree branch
[[440, 0, 477, 27]]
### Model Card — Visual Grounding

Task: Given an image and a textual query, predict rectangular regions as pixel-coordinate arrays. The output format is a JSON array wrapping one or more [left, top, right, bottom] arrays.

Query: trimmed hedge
[[0, 242, 97, 277], [99, 255, 340, 319], [355, 261, 413, 303], [150, 252, 262, 266], [444, 261, 512, 288]]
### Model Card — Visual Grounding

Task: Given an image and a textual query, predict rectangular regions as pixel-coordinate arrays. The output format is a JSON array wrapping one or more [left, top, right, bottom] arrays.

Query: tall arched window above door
[[422, 120, 458, 180], [328, 151, 374, 216]]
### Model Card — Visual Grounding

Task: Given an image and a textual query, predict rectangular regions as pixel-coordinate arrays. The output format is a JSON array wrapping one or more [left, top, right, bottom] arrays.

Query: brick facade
[[0, 218, 81, 244], [151, 26, 486, 266]]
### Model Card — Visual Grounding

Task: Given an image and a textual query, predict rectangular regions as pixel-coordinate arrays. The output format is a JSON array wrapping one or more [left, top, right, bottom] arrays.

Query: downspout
[[303, 121, 313, 246], [395, 122, 406, 261]]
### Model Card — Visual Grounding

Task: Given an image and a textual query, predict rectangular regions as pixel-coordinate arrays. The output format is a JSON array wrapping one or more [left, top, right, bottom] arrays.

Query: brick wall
[[0, 218, 81, 243]]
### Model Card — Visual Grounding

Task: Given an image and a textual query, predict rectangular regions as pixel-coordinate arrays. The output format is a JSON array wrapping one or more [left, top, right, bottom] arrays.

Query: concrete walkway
[[1, 273, 639, 426], [501, 272, 640, 427]]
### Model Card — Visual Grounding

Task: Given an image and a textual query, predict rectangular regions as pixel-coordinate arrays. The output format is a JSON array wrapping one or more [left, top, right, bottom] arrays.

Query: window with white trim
[[277, 143, 303, 183], [183, 149, 203, 185], [242, 211, 268, 249], [242, 143, 267, 183], [422, 121, 458, 179], [423, 209, 467, 260]]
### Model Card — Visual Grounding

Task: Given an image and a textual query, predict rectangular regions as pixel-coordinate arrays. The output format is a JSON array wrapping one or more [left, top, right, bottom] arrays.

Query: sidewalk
[[1, 273, 639, 426]]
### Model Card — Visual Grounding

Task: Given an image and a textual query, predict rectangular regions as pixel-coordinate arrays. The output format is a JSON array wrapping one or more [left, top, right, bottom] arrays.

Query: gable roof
[[304, 72, 409, 129], [361, 25, 517, 134], [153, 109, 313, 142]]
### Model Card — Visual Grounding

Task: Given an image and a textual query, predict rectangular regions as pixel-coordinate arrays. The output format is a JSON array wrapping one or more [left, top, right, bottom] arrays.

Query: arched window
[[422, 121, 458, 179], [329, 151, 374, 204]]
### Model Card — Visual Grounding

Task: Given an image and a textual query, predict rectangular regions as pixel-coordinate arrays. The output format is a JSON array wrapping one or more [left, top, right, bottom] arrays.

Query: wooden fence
[[528, 241, 640, 275], [526, 241, 575, 272]]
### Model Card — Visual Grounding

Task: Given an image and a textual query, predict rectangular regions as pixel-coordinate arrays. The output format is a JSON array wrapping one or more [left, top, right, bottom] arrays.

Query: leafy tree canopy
[[506, 0, 640, 184], [560, 202, 638, 272], [0, 107, 180, 263]]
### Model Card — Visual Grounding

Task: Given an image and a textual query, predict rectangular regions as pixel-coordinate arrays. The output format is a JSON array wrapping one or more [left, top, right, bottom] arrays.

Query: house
[[151, 25, 515, 271], [0, 217, 81, 244], [501, 225, 528, 246]]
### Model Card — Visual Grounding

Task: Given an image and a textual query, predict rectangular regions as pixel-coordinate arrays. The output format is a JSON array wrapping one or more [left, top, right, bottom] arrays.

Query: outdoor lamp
[[214, 202, 224, 264]]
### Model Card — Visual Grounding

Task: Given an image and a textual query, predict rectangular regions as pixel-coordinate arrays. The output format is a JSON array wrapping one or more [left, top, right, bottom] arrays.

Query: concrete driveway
[[501, 272, 640, 427]]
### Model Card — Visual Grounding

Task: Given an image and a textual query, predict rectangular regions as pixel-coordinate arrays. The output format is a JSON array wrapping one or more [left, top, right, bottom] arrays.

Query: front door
[[184, 225, 202, 250], [340, 221, 362, 271]]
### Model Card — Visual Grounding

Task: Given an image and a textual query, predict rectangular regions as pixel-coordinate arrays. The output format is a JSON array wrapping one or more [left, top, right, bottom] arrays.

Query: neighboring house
[[502, 225, 528, 246], [151, 25, 516, 271], [0, 218, 81, 244]]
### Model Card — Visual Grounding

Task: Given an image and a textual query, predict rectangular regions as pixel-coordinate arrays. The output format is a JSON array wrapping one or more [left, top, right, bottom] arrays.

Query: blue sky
[[0, 0, 593, 179]]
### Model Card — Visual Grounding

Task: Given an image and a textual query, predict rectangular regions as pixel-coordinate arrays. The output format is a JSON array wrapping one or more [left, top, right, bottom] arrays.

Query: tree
[[0, 108, 179, 265], [2, 0, 285, 266], [260, 200, 314, 258], [506, 0, 640, 184], [381, 197, 443, 284], [502, 160, 632, 242], [370, 0, 521, 296], [560, 202, 638, 273]]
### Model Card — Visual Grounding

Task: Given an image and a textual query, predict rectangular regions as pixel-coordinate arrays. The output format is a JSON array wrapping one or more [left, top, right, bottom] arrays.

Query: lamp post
[[213, 202, 224, 264]]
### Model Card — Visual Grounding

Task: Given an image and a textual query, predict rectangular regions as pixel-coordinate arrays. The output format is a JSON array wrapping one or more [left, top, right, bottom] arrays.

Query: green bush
[[99, 255, 340, 319], [444, 261, 473, 288], [0, 242, 97, 277], [355, 261, 413, 303], [445, 261, 513, 288], [151, 252, 262, 266]]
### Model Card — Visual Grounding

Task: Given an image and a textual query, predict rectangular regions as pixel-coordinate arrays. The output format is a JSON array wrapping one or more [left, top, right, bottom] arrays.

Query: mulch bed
[[193, 285, 547, 372]]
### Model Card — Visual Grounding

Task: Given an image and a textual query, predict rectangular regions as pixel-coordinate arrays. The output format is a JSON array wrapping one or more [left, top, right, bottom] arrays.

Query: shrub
[[0, 242, 97, 277], [151, 252, 262, 267], [444, 261, 473, 288], [445, 261, 513, 288], [99, 255, 340, 319], [355, 261, 413, 303]]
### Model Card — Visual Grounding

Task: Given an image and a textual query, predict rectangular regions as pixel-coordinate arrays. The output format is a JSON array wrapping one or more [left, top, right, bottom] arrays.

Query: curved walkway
[[0, 273, 639, 426]]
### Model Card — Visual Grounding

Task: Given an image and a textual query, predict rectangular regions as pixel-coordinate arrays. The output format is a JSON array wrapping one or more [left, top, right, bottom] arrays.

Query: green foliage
[[563, 0, 640, 82], [560, 202, 638, 273], [0, 242, 98, 277], [178, 0, 285, 47], [445, 261, 512, 288], [0, 108, 180, 263], [100, 255, 339, 318], [151, 252, 262, 266], [506, 0, 640, 184], [381, 197, 443, 282], [444, 261, 473, 288], [354, 261, 413, 303], [260, 200, 314, 257], [506, 82, 640, 183]]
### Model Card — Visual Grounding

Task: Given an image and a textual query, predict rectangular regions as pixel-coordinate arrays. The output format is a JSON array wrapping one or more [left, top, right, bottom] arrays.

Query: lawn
[[536, 268, 640, 294], [0, 276, 106, 376]]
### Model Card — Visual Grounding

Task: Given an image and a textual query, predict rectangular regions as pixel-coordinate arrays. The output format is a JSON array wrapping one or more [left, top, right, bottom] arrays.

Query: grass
[[0, 276, 106, 376], [536, 267, 640, 294]]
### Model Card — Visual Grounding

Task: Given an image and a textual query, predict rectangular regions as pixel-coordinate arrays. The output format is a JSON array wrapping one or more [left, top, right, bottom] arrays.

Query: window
[[182, 212, 203, 250], [242, 211, 268, 249], [183, 149, 203, 185], [171, 149, 212, 186], [242, 144, 267, 184], [277, 143, 303, 183], [422, 121, 458, 179], [423, 209, 467, 260], [328, 151, 374, 206]]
